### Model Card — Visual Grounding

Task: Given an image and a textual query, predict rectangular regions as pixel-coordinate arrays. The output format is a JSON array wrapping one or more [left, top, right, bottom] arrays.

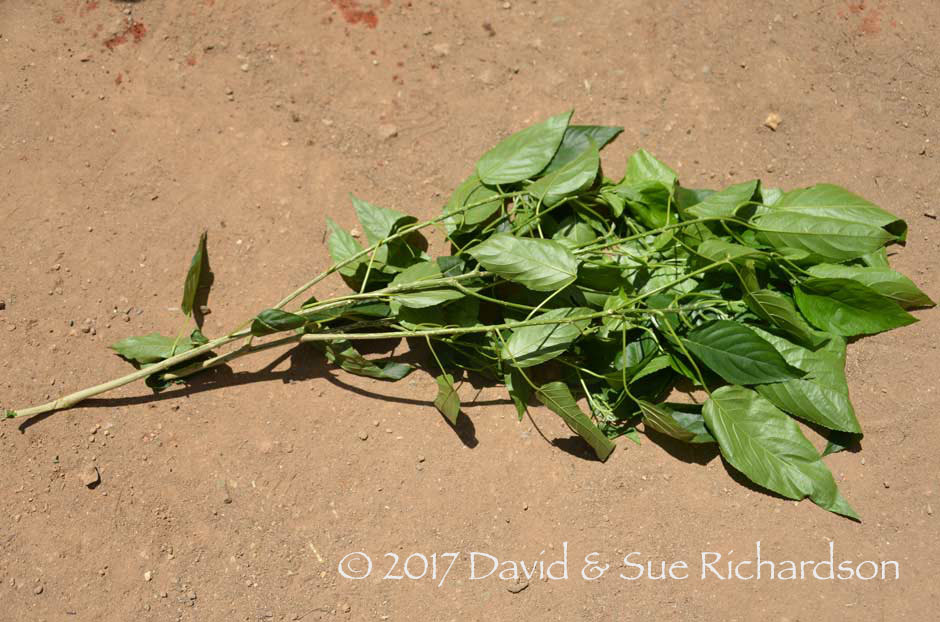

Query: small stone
[[34, 584, 44, 595], [341, 603, 351, 613], [160, 591, 168, 598], [79, 464, 100, 488], [0, 300, 5, 310], [240, 63, 249, 71], [507, 581, 528, 593], [349, 228, 361, 239], [372, 420, 380, 427], [422, 27, 432, 35], [417, 455, 426, 463], [377, 124, 398, 140], [187, 590, 197, 601], [763, 112, 782, 131], [883, 481, 890, 489], [432, 43, 450, 57], [357, 432, 369, 441], [928, 504, 934, 516], [502, 1, 511, 8], [924, 211, 937, 219], [860, 457, 866, 465], [144, 571, 153, 582]]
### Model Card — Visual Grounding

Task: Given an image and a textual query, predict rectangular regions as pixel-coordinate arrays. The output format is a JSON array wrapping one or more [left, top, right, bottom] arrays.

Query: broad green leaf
[[822, 431, 862, 457], [753, 211, 894, 262], [793, 278, 916, 336], [676, 186, 716, 212], [623, 149, 677, 187], [682, 320, 804, 385], [536, 381, 616, 461], [501, 307, 592, 368], [433, 374, 460, 424], [859, 247, 890, 268], [639, 401, 715, 444], [181, 231, 208, 317], [703, 386, 858, 518], [527, 140, 599, 206], [744, 289, 826, 347], [752, 328, 861, 433], [351, 194, 417, 245], [476, 111, 572, 185], [251, 309, 306, 336], [543, 125, 622, 174], [389, 261, 464, 309], [774, 183, 906, 240], [807, 264, 934, 309], [326, 218, 366, 279], [761, 187, 784, 206], [505, 368, 531, 421], [696, 239, 764, 265], [443, 173, 502, 234], [190, 328, 209, 345], [110, 333, 198, 365], [468, 233, 579, 291], [685, 180, 759, 219], [323, 340, 413, 381]]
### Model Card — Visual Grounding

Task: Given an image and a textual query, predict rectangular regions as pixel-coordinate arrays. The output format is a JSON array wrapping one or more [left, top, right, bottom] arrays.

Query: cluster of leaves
[[108, 111, 933, 518]]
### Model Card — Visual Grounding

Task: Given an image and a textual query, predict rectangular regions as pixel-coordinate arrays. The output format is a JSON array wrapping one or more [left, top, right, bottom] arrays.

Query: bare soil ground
[[1, 1, 939, 620]]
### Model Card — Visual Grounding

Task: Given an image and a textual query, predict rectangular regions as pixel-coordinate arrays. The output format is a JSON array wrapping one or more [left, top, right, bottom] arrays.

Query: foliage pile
[[7, 111, 934, 517]]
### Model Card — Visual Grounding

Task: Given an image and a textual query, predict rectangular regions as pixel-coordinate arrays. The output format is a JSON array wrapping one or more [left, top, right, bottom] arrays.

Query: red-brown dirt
[[1, 1, 938, 620]]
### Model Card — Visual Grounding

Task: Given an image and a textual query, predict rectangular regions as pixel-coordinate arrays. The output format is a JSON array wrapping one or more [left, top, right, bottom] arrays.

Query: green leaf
[[181, 231, 208, 317], [543, 125, 622, 174], [110, 333, 197, 365], [822, 431, 862, 457], [476, 111, 572, 185], [250, 309, 307, 336], [351, 194, 417, 245], [389, 261, 464, 309], [505, 369, 531, 421], [323, 340, 413, 381], [743, 289, 826, 347], [536, 381, 616, 461], [806, 264, 934, 309], [773, 183, 906, 240], [526, 139, 599, 205], [639, 401, 715, 444], [623, 149, 677, 187], [443, 173, 502, 234], [434, 374, 460, 424], [703, 386, 858, 518], [753, 211, 894, 262], [501, 307, 592, 368], [681, 320, 804, 385], [326, 218, 367, 279], [752, 328, 861, 433], [793, 278, 917, 336], [467, 232, 579, 292], [685, 180, 759, 219], [696, 239, 764, 265]]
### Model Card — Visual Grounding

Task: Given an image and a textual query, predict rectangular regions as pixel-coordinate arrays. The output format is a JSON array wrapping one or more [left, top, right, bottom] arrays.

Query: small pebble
[[377, 124, 398, 140], [34, 585, 44, 595], [79, 464, 100, 488], [925, 211, 937, 219], [357, 432, 369, 441], [144, 571, 153, 582], [763, 112, 782, 131], [883, 481, 890, 489], [928, 504, 934, 516], [507, 581, 528, 593]]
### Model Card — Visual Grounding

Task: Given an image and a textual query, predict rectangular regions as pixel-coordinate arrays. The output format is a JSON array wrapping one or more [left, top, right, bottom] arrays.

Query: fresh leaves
[[111, 333, 201, 365], [181, 231, 211, 320], [793, 278, 917, 336], [681, 320, 804, 385], [703, 386, 858, 518], [433, 374, 461, 424], [251, 309, 306, 336], [468, 233, 579, 291], [37, 111, 934, 519], [501, 307, 592, 368], [536, 381, 616, 461], [476, 111, 572, 185]]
